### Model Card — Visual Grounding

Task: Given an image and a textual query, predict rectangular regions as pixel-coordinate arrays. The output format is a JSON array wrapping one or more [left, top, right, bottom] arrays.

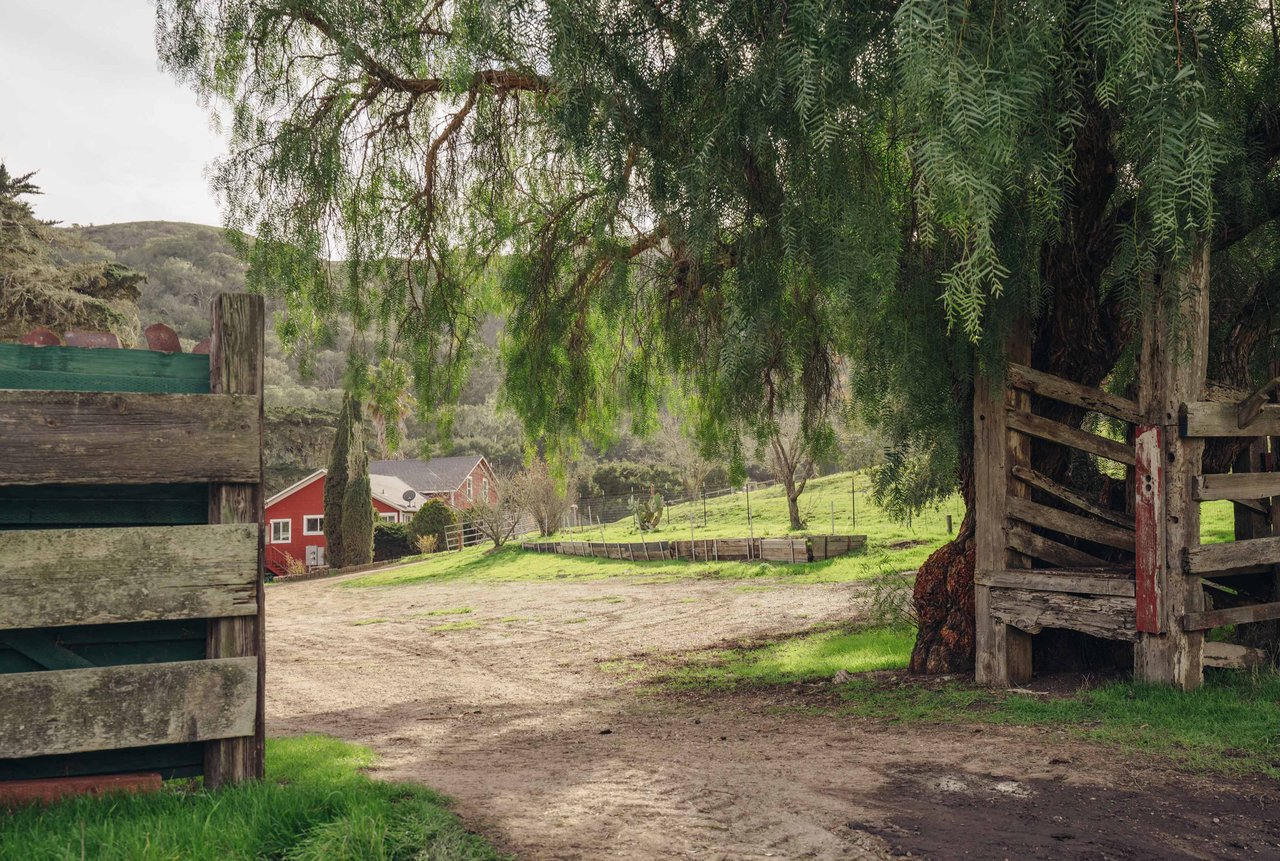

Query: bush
[[372, 521, 414, 562], [415, 534, 438, 554], [408, 499, 457, 551]]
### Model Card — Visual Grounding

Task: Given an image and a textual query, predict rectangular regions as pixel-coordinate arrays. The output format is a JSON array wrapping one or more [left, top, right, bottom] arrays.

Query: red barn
[[263, 455, 498, 575]]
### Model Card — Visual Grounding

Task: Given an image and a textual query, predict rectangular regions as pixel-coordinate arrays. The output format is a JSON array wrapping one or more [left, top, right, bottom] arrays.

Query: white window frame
[[270, 518, 292, 544], [466, 476, 474, 500], [302, 514, 324, 535], [379, 512, 398, 523], [482, 477, 489, 501]]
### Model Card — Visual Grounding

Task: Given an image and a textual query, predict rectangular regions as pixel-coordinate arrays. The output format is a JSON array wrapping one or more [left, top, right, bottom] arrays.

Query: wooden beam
[[0, 658, 257, 759], [205, 293, 266, 789], [1006, 409, 1136, 466], [1134, 426, 1165, 633], [1183, 401, 1280, 438], [990, 588, 1137, 641], [1236, 376, 1280, 430], [1007, 363, 1142, 424], [1007, 526, 1110, 568], [0, 524, 258, 631], [976, 569, 1136, 597], [0, 390, 260, 485], [1201, 641, 1269, 670], [974, 368, 1011, 686], [1184, 535, 1280, 577], [1007, 496, 1135, 552], [0, 773, 163, 806], [1193, 472, 1280, 502], [1010, 465, 1133, 527], [1182, 601, 1280, 631]]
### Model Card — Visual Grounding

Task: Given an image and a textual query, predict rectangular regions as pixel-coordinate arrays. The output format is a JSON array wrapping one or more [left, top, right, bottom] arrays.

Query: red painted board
[[1134, 425, 1164, 633], [0, 773, 162, 807]]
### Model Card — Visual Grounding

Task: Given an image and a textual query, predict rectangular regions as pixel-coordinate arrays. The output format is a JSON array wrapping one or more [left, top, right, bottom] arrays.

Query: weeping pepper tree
[[157, 0, 1279, 672]]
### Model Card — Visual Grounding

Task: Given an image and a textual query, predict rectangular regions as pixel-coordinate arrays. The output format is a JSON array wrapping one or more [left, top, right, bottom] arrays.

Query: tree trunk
[[910, 509, 977, 673], [787, 490, 803, 531]]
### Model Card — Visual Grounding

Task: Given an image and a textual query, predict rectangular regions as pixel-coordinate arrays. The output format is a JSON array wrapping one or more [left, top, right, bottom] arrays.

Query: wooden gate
[[0, 294, 265, 791], [976, 270, 1280, 689]]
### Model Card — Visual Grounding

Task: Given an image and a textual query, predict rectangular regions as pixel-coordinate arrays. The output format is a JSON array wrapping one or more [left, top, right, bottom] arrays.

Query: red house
[[263, 455, 498, 575]]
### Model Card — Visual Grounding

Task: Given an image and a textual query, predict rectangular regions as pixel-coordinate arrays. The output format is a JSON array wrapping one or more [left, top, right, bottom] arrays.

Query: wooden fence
[[0, 294, 265, 796], [520, 534, 866, 564]]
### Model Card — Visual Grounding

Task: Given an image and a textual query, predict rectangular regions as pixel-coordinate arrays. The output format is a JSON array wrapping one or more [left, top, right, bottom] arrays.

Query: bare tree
[[510, 457, 575, 537], [467, 481, 524, 548], [767, 412, 817, 531], [660, 412, 715, 498]]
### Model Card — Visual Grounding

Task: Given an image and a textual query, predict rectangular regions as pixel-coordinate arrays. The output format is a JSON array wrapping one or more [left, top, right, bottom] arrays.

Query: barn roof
[[368, 455, 488, 494]]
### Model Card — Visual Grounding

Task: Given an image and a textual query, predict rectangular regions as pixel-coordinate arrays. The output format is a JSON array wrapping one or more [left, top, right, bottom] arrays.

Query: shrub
[[408, 499, 456, 551], [372, 521, 414, 562], [415, 534, 438, 554]]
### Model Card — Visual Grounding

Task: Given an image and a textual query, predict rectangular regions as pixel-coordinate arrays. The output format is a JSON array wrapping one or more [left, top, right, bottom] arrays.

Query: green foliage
[[633, 489, 664, 532], [0, 735, 507, 860], [408, 499, 459, 550], [323, 395, 353, 567], [373, 520, 415, 561], [341, 397, 374, 567]]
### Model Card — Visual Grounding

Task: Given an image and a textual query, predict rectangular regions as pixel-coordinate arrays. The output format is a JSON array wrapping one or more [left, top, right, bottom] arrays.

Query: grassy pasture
[[0, 736, 506, 861]]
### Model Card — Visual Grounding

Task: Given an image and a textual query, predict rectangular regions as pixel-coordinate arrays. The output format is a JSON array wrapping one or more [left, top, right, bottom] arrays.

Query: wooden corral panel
[[0, 657, 256, 759], [1182, 401, 1280, 438], [1184, 536, 1280, 576], [1193, 472, 1280, 502], [975, 568, 1135, 597], [1007, 363, 1142, 424], [0, 524, 258, 630], [0, 390, 261, 485], [990, 588, 1137, 642], [1006, 409, 1136, 465]]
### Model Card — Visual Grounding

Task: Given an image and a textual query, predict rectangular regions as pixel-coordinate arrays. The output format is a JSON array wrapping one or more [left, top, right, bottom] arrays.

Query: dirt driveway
[[267, 572, 1280, 860]]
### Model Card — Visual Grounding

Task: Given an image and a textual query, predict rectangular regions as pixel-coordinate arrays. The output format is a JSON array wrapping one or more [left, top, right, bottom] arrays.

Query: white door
[[306, 545, 325, 567]]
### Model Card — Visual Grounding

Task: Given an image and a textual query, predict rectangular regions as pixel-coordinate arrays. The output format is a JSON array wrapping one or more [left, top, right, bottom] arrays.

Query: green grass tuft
[[416, 606, 474, 617], [349, 617, 389, 626], [431, 620, 480, 632], [0, 735, 507, 860]]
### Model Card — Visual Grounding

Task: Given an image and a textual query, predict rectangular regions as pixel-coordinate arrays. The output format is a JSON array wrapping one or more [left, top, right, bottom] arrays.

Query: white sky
[[0, 1, 224, 226]]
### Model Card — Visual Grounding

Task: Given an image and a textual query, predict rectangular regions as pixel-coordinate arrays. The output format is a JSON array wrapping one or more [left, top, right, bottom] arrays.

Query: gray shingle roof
[[369, 455, 485, 494]]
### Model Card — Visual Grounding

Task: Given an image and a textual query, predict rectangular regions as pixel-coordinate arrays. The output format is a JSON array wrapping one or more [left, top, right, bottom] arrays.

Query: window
[[466, 476, 473, 500], [303, 515, 324, 535], [270, 519, 291, 544], [482, 478, 489, 501], [379, 512, 398, 523]]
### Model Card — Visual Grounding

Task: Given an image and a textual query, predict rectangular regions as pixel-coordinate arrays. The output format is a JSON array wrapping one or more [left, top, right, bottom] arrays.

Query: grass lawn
[[0, 736, 506, 861], [652, 622, 1280, 779]]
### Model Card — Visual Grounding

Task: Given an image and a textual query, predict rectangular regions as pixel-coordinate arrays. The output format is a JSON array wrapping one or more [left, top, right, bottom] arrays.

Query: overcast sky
[[0, 1, 224, 226]]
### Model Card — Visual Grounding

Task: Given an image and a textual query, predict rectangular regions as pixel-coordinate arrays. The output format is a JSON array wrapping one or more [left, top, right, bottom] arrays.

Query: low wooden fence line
[[519, 534, 866, 564]]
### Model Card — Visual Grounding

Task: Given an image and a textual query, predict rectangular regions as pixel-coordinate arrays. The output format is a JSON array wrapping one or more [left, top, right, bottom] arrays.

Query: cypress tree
[[341, 396, 374, 567], [322, 395, 352, 568]]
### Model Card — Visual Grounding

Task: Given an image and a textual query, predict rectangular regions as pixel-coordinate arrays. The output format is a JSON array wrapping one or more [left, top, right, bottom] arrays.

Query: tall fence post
[[850, 475, 857, 531], [205, 293, 265, 788]]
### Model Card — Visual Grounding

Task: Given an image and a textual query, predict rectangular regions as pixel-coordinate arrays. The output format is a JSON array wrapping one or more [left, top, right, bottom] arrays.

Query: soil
[[267, 572, 1280, 860]]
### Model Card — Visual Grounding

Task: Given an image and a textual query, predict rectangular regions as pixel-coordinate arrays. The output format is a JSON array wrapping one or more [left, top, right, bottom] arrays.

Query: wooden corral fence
[[0, 294, 265, 798], [520, 534, 866, 564], [976, 278, 1280, 690]]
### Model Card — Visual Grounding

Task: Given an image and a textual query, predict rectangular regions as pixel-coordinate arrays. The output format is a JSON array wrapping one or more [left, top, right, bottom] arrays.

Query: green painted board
[[0, 342, 209, 393]]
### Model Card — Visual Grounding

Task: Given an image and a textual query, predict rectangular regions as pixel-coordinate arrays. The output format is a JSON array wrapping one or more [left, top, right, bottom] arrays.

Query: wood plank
[[1010, 464, 1133, 527], [1007, 363, 1142, 424], [1006, 527, 1110, 568], [205, 293, 265, 790], [1194, 472, 1280, 502], [0, 523, 258, 631], [1006, 409, 1135, 466], [1182, 601, 1280, 631], [1201, 641, 1268, 670], [1184, 536, 1280, 576], [1236, 376, 1280, 430], [0, 658, 257, 759], [1007, 496, 1135, 551], [990, 588, 1137, 641], [974, 368, 1010, 686], [976, 570, 1136, 597], [0, 772, 163, 806], [0, 390, 260, 485], [1134, 426, 1165, 633], [1183, 401, 1280, 438]]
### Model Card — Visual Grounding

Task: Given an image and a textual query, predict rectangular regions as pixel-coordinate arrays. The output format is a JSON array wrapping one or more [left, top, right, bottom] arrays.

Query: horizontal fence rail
[[520, 534, 866, 564]]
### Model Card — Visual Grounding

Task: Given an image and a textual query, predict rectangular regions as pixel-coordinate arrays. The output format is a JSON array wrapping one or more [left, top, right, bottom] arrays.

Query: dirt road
[[267, 573, 1280, 860]]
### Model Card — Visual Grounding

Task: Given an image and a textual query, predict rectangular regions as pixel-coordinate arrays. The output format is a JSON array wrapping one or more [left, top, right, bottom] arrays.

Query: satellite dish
[[402, 490, 417, 502]]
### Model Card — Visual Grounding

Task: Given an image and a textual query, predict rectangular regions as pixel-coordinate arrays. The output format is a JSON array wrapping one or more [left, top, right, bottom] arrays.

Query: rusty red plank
[[0, 773, 162, 806], [1134, 425, 1164, 633], [63, 330, 121, 349], [192, 336, 212, 355], [19, 326, 62, 346]]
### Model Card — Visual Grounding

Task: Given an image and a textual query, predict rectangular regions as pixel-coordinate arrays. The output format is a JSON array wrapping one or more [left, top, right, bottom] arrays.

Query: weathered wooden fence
[[520, 534, 866, 564], [0, 294, 265, 797]]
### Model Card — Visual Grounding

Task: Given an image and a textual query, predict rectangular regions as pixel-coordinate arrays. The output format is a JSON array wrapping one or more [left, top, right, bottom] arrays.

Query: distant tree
[[511, 458, 575, 537], [408, 499, 458, 552], [340, 395, 374, 567], [322, 395, 353, 568], [468, 479, 523, 548], [660, 413, 714, 498], [765, 413, 821, 532]]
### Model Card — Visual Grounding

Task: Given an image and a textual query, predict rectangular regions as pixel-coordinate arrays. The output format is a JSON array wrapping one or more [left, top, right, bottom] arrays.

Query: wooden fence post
[[205, 294, 265, 787]]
